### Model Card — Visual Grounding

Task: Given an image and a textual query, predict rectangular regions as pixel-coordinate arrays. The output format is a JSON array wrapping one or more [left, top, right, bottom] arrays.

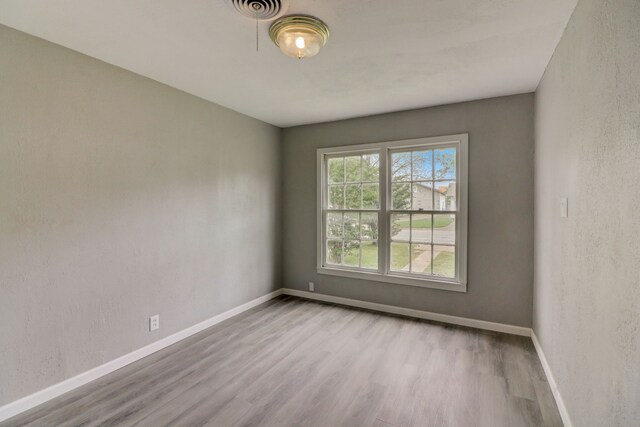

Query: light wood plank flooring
[[2, 296, 562, 426]]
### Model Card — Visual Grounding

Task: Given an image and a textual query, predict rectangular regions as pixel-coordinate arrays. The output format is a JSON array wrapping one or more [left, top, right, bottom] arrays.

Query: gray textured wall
[[534, 0, 640, 425], [283, 94, 534, 327], [0, 25, 282, 405]]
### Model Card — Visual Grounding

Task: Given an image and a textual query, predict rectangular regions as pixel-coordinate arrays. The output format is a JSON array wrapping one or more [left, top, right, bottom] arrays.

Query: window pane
[[326, 240, 343, 265], [361, 241, 378, 269], [390, 242, 409, 272], [411, 214, 432, 243], [328, 185, 344, 209], [345, 156, 361, 182], [433, 214, 455, 245], [343, 241, 360, 267], [326, 213, 343, 238], [362, 154, 379, 182], [392, 183, 411, 210], [324, 151, 382, 274], [434, 148, 456, 179], [411, 244, 432, 275], [391, 214, 410, 241], [328, 157, 344, 183], [361, 212, 378, 240], [391, 152, 411, 182], [412, 182, 434, 211], [412, 150, 433, 181], [344, 212, 360, 240], [433, 245, 455, 278], [345, 184, 362, 210], [433, 181, 455, 211], [362, 184, 379, 209]]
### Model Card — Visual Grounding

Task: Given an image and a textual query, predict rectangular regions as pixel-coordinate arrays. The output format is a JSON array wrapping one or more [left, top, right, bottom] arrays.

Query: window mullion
[[388, 210, 456, 214], [343, 158, 346, 209], [430, 212, 434, 275], [408, 213, 413, 273], [431, 151, 435, 211], [341, 212, 345, 265], [410, 151, 414, 211], [380, 148, 388, 275], [358, 212, 362, 268], [409, 152, 414, 274]]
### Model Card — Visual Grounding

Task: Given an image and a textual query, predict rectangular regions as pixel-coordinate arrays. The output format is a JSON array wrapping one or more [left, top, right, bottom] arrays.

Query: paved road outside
[[392, 223, 455, 245]]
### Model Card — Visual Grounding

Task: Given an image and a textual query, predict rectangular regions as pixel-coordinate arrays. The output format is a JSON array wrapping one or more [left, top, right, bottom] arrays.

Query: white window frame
[[317, 134, 468, 292]]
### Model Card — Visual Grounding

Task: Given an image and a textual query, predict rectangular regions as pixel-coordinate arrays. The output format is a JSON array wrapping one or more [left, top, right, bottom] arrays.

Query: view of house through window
[[389, 147, 457, 278], [318, 135, 467, 291]]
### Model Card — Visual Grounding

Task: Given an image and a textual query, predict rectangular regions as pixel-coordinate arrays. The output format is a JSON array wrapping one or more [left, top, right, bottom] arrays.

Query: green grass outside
[[395, 216, 454, 229], [431, 251, 455, 277], [342, 241, 454, 278], [345, 242, 411, 270], [344, 241, 378, 268], [390, 243, 434, 271], [390, 242, 409, 270]]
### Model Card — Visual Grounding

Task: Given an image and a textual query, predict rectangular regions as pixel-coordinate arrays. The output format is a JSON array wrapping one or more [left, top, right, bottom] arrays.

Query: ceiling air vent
[[227, 0, 288, 20]]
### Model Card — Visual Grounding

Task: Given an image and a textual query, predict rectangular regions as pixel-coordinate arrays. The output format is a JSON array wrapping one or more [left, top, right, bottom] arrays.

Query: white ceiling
[[0, 0, 577, 127]]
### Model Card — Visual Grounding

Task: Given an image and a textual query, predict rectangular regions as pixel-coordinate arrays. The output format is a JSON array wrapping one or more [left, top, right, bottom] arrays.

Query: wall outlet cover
[[309, 282, 315, 292], [149, 315, 160, 331]]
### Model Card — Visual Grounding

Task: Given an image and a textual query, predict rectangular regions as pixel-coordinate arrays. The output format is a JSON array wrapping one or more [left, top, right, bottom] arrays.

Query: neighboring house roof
[[415, 182, 455, 195]]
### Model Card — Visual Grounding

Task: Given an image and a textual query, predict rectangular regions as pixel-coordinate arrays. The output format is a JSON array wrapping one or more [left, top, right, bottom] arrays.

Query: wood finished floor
[[2, 296, 562, 427]]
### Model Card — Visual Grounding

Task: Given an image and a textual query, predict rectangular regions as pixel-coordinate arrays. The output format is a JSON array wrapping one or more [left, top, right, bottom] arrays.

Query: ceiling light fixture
[[269, 15, 329, 59]]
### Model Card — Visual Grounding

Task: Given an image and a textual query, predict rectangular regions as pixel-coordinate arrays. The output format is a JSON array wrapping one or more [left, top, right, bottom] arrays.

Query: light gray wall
[[0, 25, 282, 405], [533, 0, 640, 425], [283, 94, 534, 327]]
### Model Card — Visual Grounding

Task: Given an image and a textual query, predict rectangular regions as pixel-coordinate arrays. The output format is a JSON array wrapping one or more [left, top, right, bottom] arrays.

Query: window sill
[[317, 267, 467, 293]]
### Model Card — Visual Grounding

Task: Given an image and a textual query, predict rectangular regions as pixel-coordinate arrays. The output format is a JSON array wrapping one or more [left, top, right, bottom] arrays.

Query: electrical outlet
[[309, 282, 315, 292], [149, 315, 160, 331]]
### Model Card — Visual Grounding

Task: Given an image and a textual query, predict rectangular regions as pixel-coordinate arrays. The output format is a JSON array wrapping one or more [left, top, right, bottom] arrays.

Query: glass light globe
[[276, 29, 324, 59], [269, 16, 329, 59]]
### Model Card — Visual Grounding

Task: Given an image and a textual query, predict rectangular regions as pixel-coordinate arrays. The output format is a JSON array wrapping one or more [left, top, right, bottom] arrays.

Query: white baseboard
[[282, 288, 532, 337], [531, 331, 573, 427], [0, 289, 283, 423]]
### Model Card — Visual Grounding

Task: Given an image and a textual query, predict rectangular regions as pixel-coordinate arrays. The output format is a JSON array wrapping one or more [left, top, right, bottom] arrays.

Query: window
[[325, 153, 380, 270], [317, 134, 468, 292]]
